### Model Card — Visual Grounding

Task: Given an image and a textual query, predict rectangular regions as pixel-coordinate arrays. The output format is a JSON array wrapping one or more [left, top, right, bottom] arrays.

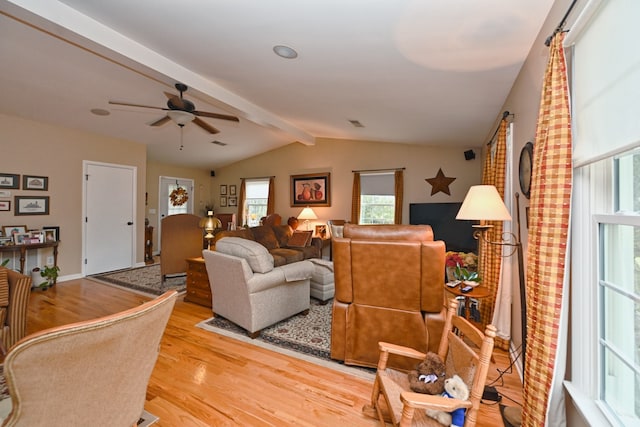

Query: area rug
[[196, 298, 375, 380], [88, 264, 186, 296]]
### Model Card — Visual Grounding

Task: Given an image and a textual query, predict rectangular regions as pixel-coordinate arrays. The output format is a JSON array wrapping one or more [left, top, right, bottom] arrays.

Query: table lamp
[[199, 210, 221, 250], [297, 207, 317, 231]]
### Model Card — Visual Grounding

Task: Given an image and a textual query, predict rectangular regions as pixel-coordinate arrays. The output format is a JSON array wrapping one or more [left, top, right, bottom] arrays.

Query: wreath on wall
[[169, 186, 189, 206]]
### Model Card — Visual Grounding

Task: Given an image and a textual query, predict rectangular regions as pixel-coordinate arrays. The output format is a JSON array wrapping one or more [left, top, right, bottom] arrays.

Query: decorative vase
[[446, 267, 457, 282]]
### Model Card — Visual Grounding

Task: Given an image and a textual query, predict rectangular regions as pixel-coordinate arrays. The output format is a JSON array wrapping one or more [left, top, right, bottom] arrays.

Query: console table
[[0, 241, 59, 282], [185, 257, 212, 308]]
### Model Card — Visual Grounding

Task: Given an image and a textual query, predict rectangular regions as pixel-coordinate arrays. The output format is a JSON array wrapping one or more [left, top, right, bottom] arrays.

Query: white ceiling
[[0, 0, 555, 169]]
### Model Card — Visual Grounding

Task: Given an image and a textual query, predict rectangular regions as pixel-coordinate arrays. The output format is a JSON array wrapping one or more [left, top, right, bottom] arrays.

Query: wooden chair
[[0, 290, 177, 427], [363, 298, 496, 427]]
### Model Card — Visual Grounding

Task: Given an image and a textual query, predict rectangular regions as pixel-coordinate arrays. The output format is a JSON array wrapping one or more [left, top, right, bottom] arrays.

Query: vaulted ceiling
[[0, 1, 555, 169]]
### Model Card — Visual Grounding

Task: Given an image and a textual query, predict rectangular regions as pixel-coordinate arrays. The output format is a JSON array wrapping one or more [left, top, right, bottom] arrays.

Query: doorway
[[157, 176, 194, 249], [84, 161, 136, 275]]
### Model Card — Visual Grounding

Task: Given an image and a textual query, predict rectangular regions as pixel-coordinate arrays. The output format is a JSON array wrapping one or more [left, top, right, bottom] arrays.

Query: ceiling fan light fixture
[[167, 110, 195, 126], [273, 45, 298, 59]]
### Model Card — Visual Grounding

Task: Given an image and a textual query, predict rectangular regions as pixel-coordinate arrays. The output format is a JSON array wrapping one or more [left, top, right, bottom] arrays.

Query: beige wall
[[0, 113, 146, 278], [213, 137, 483, 228], [146, 160, 214, 252]]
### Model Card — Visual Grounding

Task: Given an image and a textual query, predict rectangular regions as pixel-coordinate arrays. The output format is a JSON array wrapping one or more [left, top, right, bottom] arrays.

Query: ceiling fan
[[109, 83, 239, 134]]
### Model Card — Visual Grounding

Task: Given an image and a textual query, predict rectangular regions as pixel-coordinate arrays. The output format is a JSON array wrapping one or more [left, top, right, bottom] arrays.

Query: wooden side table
[[144, 226, 154, 263], [185, 257, 212, 308], [445, 283, 490, 321]]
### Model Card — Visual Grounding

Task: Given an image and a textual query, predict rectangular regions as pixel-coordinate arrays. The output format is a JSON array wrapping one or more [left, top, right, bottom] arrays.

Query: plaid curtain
[[479, 120, 507, 332], [522, 32, 572, 426], [237, 179, 246, 226], [266, 176, 275, 215], [394, 170, 403, 224], [351, 172, 361, 224]]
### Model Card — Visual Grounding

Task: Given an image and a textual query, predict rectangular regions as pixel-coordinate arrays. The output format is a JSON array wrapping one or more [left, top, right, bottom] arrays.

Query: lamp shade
[[167, 110, 195, 126], [456, 185, 512, 221], [297, 207, 318, 220]]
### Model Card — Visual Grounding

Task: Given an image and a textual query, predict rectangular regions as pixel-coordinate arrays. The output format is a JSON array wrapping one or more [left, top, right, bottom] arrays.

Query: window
[[359, 172, 395, 224], [596, 152, 640, 425], [568, 1, 640, 424], [243, 179, 269, 227], [167, 182, 189, 216]]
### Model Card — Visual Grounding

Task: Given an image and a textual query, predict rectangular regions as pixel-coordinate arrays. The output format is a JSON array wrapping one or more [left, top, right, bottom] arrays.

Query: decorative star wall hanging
[[425, 168, 456, 195]]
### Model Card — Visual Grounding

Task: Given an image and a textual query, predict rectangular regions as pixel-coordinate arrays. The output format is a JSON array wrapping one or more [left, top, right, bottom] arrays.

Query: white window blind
[[360, 172, 394, 195], [566, 0, 640, 166]]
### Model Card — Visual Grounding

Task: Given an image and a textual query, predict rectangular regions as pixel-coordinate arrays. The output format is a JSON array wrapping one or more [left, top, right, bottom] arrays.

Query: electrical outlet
[[46, 256, 54, 265]]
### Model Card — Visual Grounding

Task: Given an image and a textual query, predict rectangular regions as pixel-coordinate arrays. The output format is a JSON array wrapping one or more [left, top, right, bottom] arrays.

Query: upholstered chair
[[331, 224, 446, 369], [160, 214, 203, 280], [0, 290, 177, 427], [0, 267, 31, 352]]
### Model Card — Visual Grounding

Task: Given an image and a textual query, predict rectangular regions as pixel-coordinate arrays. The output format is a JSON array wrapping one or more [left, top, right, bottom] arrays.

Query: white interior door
[[157, 176, 194, 249], [84, 162, 136, 275]]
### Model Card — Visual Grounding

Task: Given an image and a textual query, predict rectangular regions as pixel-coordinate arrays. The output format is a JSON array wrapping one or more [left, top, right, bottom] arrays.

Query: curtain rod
[[544, 0, 577, 46], [486, 111, 513, 146], [239, 176, 275, 180], [352, 167, 406, 173]]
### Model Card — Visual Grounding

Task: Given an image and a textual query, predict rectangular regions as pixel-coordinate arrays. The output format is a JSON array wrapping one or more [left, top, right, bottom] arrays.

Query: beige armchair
[[331, 224, 446, 369], [0, 266, 31, 352], [0, 290, 177, 427], [203, 238, 314, 338]]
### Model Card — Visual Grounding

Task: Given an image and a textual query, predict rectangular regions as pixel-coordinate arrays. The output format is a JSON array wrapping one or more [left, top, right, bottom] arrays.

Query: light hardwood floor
[[26, 279, 523, 426]]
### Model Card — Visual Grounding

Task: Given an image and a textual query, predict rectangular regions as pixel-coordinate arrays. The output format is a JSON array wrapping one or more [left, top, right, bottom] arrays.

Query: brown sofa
[[330, 224, 446, 369], [213, 223, 321, 267]]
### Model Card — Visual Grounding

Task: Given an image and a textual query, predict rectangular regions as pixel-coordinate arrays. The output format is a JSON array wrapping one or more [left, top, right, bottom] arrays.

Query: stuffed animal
[[407, 352, 446, 395], [426, 374, 469, 427]]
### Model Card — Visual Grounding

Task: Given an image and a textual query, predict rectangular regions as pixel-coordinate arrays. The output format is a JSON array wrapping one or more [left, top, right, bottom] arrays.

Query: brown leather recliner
[[330, 224, 446, 369]]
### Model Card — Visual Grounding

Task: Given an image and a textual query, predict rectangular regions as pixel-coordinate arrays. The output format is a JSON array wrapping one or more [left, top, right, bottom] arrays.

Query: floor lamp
[[456, 185, 526, 374]]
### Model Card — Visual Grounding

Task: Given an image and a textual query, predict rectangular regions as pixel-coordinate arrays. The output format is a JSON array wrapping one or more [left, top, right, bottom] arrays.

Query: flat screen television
[[409, 203, 477, 253]]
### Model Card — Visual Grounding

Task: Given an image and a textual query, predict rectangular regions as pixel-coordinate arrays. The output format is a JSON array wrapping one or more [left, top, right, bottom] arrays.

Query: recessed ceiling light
[[273, 45, 298, 59], [91, 108, 110, 116]]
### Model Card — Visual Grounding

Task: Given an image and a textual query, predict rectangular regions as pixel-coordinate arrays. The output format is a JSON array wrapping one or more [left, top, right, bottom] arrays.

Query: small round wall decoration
[[519, 142, 533, 199], [169, 186, 189, 206]]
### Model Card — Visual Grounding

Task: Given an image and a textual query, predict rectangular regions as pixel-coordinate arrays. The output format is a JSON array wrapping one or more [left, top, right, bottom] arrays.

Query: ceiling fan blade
[[164, 91, 187, 110], [108, 100, 165, 110], [149, 116, 171, 127], [193, 117, 220, 134], [194, 110, 239, 122]]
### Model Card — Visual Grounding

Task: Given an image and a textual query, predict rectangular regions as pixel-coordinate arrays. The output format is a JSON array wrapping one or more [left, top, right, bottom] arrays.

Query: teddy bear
[[407, 352, 446, 395], [425, 374, 470, 427]]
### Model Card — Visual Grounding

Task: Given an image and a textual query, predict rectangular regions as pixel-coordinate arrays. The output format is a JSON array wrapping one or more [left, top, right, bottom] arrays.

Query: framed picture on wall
[[228, 197, 237, 207], [290, 172, 331, 207], [0, 200, 10, 211], [15, 196, 49, 215], [220, 184, 227, 195], [229, 185, 236, 195], [220, 196, 227, 207], [23, 175, 48, 190], [0, 173, 19, 189]]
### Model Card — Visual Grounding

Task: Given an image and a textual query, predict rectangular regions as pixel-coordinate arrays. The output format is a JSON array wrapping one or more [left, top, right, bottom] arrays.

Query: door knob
[[127, 221, 134, 225]]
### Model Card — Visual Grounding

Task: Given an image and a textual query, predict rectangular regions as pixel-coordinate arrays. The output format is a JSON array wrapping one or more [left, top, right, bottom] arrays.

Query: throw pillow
[[251, 225, 280, 250], [288, 230, 312, 248], [272, 225, 293, 247], [216, 237, 274, 273]]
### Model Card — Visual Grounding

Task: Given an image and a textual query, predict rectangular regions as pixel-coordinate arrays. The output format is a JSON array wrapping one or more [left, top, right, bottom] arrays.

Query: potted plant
[[39, 265, 60, 289]]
